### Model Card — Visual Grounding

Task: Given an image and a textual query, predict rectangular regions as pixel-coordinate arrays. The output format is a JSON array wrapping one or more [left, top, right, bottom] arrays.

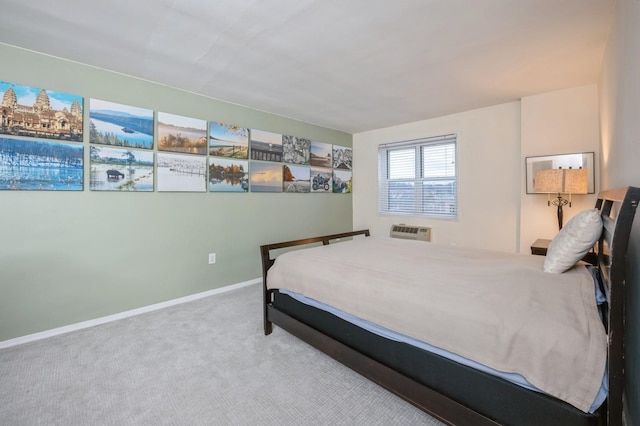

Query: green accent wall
[[0, 44, 353, 342]]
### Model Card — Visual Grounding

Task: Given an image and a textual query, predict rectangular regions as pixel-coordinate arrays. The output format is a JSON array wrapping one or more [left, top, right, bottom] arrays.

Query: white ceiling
[[0, 0, 614, 134]]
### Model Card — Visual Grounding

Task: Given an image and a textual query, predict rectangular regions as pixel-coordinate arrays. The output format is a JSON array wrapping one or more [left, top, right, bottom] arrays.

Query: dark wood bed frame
[[260, 186, 640, 426]]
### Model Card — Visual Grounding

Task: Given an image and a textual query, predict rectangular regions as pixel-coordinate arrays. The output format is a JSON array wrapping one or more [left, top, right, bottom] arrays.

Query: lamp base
[[550, 196, 569, 230]]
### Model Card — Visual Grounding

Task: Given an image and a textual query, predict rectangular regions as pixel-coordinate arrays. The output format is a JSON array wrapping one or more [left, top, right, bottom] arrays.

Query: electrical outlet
[[208, 253, 216, 264]]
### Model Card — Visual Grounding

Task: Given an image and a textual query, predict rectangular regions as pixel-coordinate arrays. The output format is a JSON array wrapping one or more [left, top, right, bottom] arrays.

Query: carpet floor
[[0, 283, 443, 425]]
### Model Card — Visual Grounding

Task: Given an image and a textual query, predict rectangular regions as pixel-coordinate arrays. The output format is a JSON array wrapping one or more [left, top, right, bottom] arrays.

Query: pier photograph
[[157, 152, 206, 192], [209, 121, 248, 159], [250, 129, 282, 162]]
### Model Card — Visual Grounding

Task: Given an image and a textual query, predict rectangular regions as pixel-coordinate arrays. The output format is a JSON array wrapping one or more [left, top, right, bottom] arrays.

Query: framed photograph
[[282, 135, 310, 165], [89, 146, 154, 191], [333, 169, 352, 194], [310, 166, 332, 193], [89, 99, 154, 149], [525, 152, 595, 194], [250, 129, 283, 162], [0, 137, 83, 191], [310, 141, 332, 168], [283, 164, 310, 193], [209, 157, 248, 192], [157, 152, 207, 192], [0, 81, 83, 142], [332, 145, 352, 170], [250, 161, 282, 192], [157, 112, 207, 155], [209, 121, 249, 159]]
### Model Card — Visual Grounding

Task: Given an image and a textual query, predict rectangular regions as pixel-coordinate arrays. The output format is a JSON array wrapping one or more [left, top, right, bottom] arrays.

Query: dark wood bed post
[[597, 187, 640, 426], [260, 230, 370, 336]]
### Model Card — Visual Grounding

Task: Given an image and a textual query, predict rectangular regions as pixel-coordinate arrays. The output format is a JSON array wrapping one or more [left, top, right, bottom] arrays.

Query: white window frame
[[378, 134, 457, 218]]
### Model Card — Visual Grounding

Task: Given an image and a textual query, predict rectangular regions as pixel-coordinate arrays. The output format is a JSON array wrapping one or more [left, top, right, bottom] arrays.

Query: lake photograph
[[209, 121, 248, 159], [209, 157, 248, 192], [158, 112, 207, 155], [157, 152, 206, 192], [89, 146, 154, 191], [89, 99, 154, 149], [0, 137, 83, 191]]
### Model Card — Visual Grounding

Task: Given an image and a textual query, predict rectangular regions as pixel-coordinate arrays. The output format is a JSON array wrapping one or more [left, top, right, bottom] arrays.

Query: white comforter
[[266, 237, 607, 413]]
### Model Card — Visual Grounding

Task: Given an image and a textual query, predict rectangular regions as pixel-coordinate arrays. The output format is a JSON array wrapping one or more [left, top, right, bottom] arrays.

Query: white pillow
[[543, 208, 602, 273]]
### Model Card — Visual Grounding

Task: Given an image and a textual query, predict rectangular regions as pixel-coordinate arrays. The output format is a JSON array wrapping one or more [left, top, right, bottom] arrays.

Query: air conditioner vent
[[390, 224, 431, 242]]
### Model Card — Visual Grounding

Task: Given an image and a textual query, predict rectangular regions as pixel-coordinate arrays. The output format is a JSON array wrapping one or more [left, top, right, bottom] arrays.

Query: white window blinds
[[378, 134, 457, 217]]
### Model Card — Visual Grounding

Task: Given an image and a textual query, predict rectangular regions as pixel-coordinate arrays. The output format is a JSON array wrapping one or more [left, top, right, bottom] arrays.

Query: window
[[378, 134, 457, 217]]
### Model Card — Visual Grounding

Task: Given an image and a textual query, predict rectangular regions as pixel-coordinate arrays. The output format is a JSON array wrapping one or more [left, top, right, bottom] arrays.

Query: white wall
[[353, 102, 521, 252], [519, 85, 601, 253]]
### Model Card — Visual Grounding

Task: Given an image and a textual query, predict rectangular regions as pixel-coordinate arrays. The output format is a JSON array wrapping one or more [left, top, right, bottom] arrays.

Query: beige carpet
[[0, 283, 443, 425]]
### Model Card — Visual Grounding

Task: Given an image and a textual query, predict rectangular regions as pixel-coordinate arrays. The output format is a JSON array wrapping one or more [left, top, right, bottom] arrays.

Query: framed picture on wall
[[282, 135, 310, 165], [250, 129, 283, 162], [157, 112, 207, 155], [209, 121, 249, 159], [157, 152, 207, 192], [89, 146, 154, 191], [250, 161, 282, 192], [89, 99, 154, 149], [283, 164, 310, 193], [333, 169, 352, 194], [310, 141, 332, 168], [0, 137, 83, 191], [332, 145, 352, 170], [0, 81, 83, 142], [209, 157, 248, 192], [310, 166, 332, 193]]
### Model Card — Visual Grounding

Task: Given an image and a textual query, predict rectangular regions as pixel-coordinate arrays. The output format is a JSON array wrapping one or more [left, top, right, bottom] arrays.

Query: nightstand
[[530, 239, 551, 256], [530, 238, 598, 265]]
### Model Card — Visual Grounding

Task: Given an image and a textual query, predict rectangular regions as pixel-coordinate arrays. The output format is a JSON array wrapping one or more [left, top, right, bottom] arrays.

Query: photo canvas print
[[89, 99, 154, 149], [310, 166, 332, 193], [310, 141, 332, 168], [209, 157, 248, 192], [283, 164, 310, 193], [0, 137, 83, 191], [282, 135, 310, 165], [209, 121, 248, 159], [332, 145, 352, 170], [250, 161, 282, 192], [0, 81, 83, 142], [89, 146, 154, 192], [250, 129, 283, 162], [157, 112, 207, 155], [333, 169, 352, 193], [157, 152, 207, 192]]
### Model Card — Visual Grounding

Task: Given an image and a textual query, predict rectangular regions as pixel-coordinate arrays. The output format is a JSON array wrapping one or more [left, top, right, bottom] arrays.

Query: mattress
[[266, 237, 608, 413]]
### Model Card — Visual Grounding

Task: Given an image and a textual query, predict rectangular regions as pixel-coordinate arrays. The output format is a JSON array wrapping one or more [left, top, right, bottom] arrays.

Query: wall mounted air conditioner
[[389, 224, 431, 242]]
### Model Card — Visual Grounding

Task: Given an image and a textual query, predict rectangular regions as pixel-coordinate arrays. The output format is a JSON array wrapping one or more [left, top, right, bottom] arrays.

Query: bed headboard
[[594, 186, 640, 426]]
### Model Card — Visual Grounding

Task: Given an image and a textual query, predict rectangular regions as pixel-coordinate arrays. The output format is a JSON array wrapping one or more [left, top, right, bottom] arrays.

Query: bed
[[260, 186, 640, 426]]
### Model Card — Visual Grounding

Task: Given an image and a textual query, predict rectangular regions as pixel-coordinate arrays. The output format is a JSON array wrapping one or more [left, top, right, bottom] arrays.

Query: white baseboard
[[0, 278, 261, 350]]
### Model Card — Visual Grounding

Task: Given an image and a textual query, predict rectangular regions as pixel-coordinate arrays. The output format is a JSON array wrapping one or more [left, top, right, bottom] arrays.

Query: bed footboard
[[260, 229, 370, 335]]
